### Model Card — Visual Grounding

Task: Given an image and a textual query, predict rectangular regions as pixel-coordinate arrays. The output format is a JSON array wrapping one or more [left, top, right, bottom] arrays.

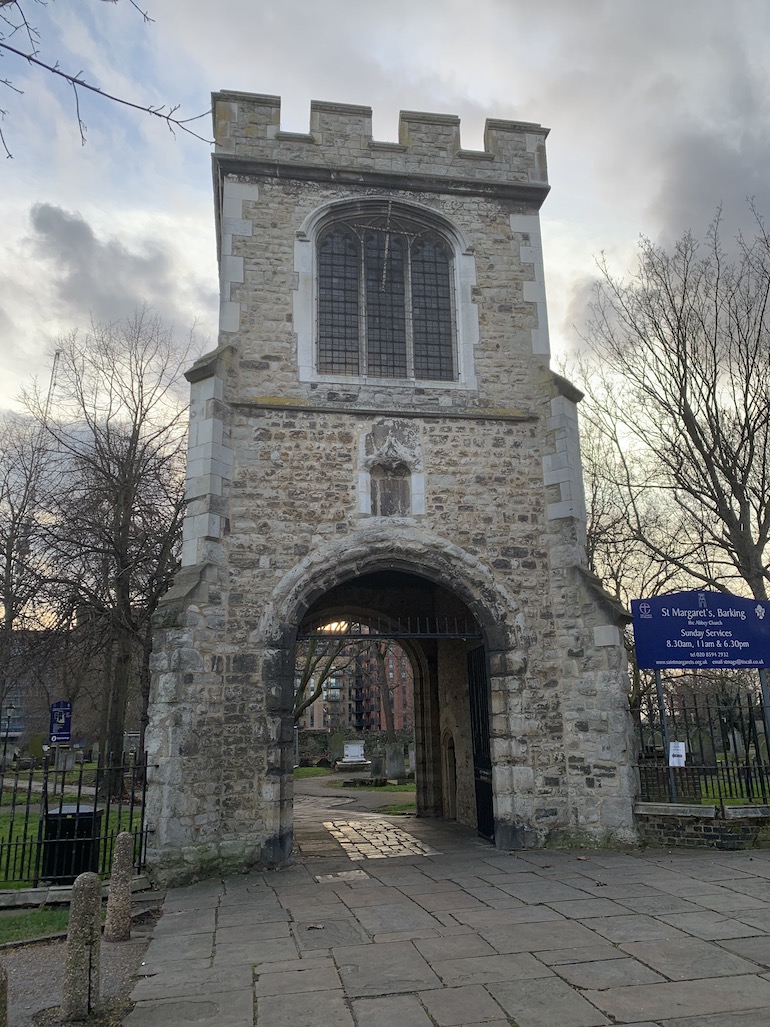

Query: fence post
[[758, 670, 770, 763], [62, 871, 102, 1021], [104, 832, 133, 943], [655, 670, 678, 803]]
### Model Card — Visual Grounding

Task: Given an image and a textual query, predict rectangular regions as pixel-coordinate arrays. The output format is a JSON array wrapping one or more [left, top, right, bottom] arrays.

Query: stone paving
[[123, 784, 770, 1026], [323, 818, 440, 860]]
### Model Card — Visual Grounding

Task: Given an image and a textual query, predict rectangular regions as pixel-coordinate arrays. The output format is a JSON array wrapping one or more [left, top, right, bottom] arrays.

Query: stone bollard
[[104, 832, 133, 943], [0, 963, 7, 1027], [62, 871, 102, 1021]]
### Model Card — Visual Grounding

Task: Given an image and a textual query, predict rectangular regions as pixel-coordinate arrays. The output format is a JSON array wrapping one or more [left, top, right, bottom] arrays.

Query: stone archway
[[291, 567, 491, 840], [259, 525, 522, 852]]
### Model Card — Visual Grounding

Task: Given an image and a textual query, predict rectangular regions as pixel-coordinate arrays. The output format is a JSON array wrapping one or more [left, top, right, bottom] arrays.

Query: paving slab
[[615, 894, 714, 915], [253, 962, 341, 996], [334, 940, 441, 996], [124, 991, 253, 1027], [718, 935, 770, 967], [256, 989, 355, 1027], [453, 904, 565, 927], [218, 905, 290, 926], [130, 963, 254, 1001], [278, 901, 352, 920], [418, 983, 508, 1025], [413, 933, 497, 962], [479, 918, 603, 953], [578, 914, 688, 943], [655, 910, 767, 940], [734, 911, 770, 932], [252, 955, 334, 975], [497, 880, 594, 903], [351, 993, 434, 1027], [216, 920, 292, 944], [661, 1011, 770, 1026], [411, 889, 488, 912], [621, 936, 761, 980], [292, 916, 371, 950], [488, 976, 609, 1026], [584, 974, 770, 1023], [430, 951, 553, 986], [150, 908, 217, 936], [349, 900, 440, 933], [335, 885, 405, 905], [585, 882, 679, 900], [140, 932, 214, 965], [719, 878, 770, 902], [213, 936, 299, 965], [554, 956, 667, 989], [536, 942, 629, 965], [371, 927, 442, 943], [691, 891, 770, 914], [546, 897, 634, 918]]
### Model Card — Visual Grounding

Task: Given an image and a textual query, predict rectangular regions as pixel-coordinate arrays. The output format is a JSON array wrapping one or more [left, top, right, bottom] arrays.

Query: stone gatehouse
[[145, 92, 638, 883]]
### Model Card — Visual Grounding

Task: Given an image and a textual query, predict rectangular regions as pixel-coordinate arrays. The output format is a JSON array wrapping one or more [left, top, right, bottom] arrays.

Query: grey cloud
[[648, 130, 770, 246], [23, 204, 218, 346], [28, 204, 175, 323], [561, 274, 601, 355]]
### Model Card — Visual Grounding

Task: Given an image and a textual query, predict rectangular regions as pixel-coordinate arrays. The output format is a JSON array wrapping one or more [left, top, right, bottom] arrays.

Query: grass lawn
[[293, 767, 333, 779], [0, 907, 70, 944], [377, 802, 417, 815]]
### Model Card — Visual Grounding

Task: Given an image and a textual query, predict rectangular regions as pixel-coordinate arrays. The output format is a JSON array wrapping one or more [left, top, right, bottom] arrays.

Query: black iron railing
[[0, 754, 148, 886], [638, 690, 770, 806]]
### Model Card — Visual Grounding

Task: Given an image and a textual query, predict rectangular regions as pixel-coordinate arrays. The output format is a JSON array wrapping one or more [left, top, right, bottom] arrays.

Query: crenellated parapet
[[212, 92, 549, 197]]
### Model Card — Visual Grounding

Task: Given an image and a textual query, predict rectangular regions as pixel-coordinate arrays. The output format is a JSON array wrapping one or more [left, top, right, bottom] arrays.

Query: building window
[[317, 211, 456, 381]]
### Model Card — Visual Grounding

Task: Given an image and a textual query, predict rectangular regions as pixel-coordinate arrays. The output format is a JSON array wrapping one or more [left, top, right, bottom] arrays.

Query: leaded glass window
[[317, 211, 456, 381]]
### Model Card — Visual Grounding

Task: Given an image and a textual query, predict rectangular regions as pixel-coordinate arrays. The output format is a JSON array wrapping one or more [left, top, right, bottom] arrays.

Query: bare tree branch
[[0, 1, 211, 156], [576, 207, 770, 602]]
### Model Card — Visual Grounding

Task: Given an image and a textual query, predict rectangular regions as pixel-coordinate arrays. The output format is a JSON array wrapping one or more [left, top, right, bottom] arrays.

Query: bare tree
[[372, 641, 398, 743], [579, 208, 770, 602], [27, 308, 190, 770], [0, 411, 55, 730], [0, 0, 209, 158]]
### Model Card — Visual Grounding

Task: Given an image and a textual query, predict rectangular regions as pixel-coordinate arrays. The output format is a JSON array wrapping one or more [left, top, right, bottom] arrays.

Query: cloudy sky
[[2, 0, 769, 411]]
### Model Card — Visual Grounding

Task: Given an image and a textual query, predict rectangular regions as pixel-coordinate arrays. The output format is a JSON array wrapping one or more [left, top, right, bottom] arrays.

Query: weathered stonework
[[145, 93, 638, 884]]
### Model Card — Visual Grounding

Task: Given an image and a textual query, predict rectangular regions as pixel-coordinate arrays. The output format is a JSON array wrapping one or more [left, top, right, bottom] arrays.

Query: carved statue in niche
[[361, 419, 424, 518]]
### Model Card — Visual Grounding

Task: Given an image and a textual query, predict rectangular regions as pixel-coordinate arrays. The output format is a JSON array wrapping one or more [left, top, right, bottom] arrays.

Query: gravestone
[[329, 732, 345, 763]]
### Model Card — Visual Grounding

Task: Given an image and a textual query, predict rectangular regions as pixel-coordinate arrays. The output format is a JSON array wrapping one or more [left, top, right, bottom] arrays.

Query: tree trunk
[[375, 644, 397, 743]]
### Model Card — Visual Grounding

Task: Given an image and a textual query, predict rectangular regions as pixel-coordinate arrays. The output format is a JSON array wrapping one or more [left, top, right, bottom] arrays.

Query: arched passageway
[[292, 568, 494, 840]]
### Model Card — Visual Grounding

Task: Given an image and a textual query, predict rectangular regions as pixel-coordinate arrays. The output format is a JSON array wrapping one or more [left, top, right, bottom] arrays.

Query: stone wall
[[635, 803, 770, 850], [144, 94, 638, 883]]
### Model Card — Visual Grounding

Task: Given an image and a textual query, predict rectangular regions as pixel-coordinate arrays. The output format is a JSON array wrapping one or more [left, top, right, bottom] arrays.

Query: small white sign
[[669, 741, 687, 767]]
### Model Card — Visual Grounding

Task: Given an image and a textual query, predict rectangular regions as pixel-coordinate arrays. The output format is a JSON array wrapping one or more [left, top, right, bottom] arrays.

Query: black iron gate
[[467, 645, 494, 840]]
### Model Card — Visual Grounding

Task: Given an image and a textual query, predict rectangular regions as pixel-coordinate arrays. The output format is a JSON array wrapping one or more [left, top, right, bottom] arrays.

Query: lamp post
[[2, 704, 15, 770]]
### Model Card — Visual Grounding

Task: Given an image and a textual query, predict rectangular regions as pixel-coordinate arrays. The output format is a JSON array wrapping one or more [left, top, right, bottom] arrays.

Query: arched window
[[317, 209, 456, 381]]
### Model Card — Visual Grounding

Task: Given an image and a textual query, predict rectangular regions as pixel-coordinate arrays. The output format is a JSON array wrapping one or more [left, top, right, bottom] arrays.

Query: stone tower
[[145, 93, 638, 883]]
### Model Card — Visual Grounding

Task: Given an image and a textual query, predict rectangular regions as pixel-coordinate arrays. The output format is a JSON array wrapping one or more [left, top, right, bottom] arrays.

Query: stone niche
[[143, 92, 638, 884]]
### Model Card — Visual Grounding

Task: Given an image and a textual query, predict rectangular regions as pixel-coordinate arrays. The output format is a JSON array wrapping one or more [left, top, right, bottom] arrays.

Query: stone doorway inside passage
[[291, 568, 495, 843]]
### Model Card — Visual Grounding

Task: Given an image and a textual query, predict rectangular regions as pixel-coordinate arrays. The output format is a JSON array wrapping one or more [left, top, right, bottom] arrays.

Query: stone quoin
[[144, 92, 638, 884]]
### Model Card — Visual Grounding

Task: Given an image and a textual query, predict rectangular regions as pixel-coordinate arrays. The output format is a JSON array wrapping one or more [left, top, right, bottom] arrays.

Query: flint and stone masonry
[[144, 92, 638, 884]]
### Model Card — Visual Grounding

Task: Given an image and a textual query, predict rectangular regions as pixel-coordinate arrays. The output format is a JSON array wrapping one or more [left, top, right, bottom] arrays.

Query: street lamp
[[2, 704, 16, 770]]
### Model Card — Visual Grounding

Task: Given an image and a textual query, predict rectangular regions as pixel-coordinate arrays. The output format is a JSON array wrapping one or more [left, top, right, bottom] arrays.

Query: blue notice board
[[631, 591, 770, 669], [49, 701, 72, 744]]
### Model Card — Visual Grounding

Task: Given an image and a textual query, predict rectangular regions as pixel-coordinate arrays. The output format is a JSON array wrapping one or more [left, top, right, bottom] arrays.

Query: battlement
[[212, 92, 549, 191]]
